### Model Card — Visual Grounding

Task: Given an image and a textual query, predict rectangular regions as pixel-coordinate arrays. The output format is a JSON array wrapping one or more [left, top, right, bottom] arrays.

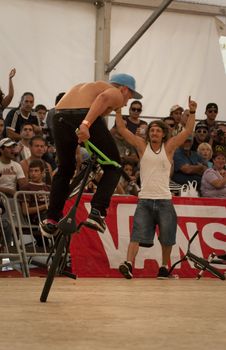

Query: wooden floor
[[0, 277, 226, 350]]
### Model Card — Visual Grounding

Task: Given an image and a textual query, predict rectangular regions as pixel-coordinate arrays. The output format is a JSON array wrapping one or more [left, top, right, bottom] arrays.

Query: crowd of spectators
[[1, 68, 226, 202]]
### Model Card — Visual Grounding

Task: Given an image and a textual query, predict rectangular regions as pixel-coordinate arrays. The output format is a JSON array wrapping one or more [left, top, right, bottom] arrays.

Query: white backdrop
[[1, 0, 226, 121]]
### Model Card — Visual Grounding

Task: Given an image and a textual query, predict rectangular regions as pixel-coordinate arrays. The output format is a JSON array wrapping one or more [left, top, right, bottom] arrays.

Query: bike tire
[[40, 234, 67, 302]]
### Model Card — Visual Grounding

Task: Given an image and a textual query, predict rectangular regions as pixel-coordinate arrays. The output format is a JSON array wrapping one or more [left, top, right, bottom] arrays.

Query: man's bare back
[[56, 81, 115, 110]]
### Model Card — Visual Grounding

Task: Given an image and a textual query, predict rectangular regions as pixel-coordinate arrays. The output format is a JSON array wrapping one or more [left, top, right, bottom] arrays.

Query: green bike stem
[[84, 140, 121, 168]]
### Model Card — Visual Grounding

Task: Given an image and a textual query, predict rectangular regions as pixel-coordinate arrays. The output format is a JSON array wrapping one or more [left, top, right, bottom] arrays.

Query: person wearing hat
[[0, 138, 26, 197], [169, 104, 184, 136], [116, 97, 197, 279], [202, 102, 219, 132], [40, 73, 142, 238], [191, 122, 210, 151], [172, 134, 207, 190]]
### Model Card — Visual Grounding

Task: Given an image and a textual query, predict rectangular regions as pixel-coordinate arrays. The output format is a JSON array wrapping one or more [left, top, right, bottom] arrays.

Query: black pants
[[47, 109, 121, 221]]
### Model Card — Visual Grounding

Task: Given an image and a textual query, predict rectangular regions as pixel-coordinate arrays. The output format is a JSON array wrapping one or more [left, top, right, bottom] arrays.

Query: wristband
[[81, 120, 91, 128], [189, 110, 196, 114]]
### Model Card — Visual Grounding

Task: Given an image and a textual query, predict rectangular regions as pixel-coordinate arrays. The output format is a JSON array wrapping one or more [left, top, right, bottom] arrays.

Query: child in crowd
[[21, 159, 50, 247]]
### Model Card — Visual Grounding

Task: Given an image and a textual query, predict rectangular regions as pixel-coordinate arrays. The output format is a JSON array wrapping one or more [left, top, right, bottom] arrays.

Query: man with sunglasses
[[203, 103, 219, 132], [191, 122, 210, 151]]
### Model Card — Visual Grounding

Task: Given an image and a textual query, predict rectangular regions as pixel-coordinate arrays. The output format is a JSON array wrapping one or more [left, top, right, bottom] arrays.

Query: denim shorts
[[131, 199, 177, 247]]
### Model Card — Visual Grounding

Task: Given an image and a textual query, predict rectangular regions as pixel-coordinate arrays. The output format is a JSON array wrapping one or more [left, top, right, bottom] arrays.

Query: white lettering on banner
[[84, 201, 226, 270], [174, 205, 226, 218]]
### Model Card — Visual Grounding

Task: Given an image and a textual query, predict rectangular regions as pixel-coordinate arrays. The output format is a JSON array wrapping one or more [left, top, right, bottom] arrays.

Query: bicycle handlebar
[[84, 140, 121, 168]]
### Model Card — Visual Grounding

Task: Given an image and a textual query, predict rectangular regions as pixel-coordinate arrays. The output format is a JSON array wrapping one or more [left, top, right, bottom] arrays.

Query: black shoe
[[39, 219, 60, 238], [85, 209, 106, 233], [157, 266, 169, 279], [119, 261, 133, 279]]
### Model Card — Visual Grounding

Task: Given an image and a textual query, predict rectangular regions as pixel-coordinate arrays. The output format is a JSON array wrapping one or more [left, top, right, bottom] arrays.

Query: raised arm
[[1, 68, 16, 109], [115, 109, 146, 157], [167, 96, 197, 152]]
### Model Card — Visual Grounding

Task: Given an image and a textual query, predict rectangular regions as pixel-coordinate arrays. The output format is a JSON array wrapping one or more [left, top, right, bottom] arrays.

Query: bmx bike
[[168, 230, 226, 280], [40, 140, 122, 302]]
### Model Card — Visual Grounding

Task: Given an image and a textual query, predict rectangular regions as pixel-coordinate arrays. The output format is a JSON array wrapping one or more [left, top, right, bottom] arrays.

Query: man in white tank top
[[116, 97, 197, 279]]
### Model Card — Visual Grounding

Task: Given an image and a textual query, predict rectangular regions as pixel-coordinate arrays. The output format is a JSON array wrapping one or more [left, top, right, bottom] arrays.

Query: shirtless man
[[40, 73, 142, 237]]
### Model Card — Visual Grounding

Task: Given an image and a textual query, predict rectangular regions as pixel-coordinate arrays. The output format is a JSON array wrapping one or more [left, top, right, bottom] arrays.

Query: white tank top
[[139, 143, 172, 199]]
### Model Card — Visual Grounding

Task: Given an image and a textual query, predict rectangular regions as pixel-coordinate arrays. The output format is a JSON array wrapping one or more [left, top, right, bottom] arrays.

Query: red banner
[[67, 195, 226, 278]]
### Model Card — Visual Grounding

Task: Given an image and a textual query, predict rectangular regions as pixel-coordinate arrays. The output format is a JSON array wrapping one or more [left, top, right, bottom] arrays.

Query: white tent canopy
[[1, 0, 226, 121]]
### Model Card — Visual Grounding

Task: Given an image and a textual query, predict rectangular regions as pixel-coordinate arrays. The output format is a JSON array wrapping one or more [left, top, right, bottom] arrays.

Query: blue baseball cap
[[109, 73, 142, 99]]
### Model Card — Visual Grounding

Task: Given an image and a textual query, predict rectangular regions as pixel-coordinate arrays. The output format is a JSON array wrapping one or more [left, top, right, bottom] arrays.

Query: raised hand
[[9, 68, 16, 79], [188, 95, 197, 113]]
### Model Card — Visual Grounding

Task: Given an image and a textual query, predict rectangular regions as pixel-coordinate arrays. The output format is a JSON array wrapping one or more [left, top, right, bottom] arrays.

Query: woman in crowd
[[201, 151, 226, 197], [197, 142, 213, 168]]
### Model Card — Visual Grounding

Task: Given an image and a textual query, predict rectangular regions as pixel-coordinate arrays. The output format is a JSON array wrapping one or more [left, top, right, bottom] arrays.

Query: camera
[[217, 129, 224, 137]]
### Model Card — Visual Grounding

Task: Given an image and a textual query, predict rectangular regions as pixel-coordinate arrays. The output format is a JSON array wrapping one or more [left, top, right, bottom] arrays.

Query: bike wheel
[[40, 234, 67, 302]]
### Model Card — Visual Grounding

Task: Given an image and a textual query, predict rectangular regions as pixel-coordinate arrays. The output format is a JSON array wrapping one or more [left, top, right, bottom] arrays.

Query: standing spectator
[[20, 159, 50, 248], [169, 104, 184, 136], [201, 152, 226, 198], [116, 97, 197, 279], [125, 101, 147, 134], [181, 109, 190, 128], [20, 135, 52, 185], [4, 92, 41, 141], [0, 68, 16, 118], [16, 122, 34, 161], [202, 103, 219, 132], [163, 117, 176, 138], [191, 122, 210, 151]]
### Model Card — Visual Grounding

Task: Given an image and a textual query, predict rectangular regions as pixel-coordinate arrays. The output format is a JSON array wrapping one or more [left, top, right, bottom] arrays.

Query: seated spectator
[[4, 92, 41, 141], [0, 138, 27, 197], [0, 68, 16, 118], [169, 104, 184, 136], [172, 135, 207, 190], [115, 160, 140, 196], [20, 135, 52, 185], [211, 122, 226, 156], [197, 142, 213, 168], [201, 152, 226, 198], [191, 122, 210, 151]]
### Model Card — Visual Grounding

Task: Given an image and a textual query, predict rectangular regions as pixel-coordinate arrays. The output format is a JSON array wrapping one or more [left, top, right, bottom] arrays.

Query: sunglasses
[[196, 129, 208, 134], [168, 124, 175, 128], [131, 107, 142, 113], [207, 109, 217, 113]]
